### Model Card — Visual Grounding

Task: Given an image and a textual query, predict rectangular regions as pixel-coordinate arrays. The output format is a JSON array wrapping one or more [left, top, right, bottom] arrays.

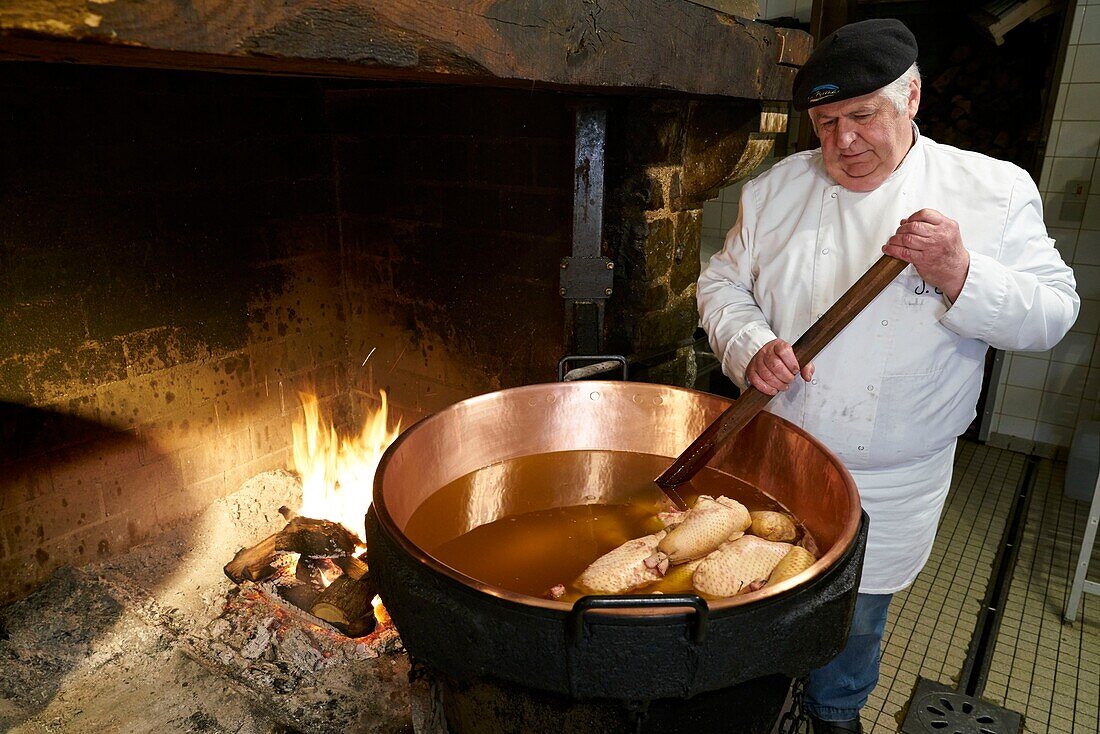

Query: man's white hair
[[879, 62, 921, 113]]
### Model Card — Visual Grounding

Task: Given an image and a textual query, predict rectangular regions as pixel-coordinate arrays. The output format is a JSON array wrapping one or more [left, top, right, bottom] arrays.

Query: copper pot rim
[[372, 381, 862, 616]]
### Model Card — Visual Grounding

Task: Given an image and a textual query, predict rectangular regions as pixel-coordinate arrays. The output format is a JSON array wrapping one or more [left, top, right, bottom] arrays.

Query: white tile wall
[[1052, 226, 1080, 262], [757, 0, 813, 21], [699, 7, 1098, 449], [993, 4, 1100, 446], [1003, 386, 1044, 418], [1064, 84, 1100, 120], [1050, 147, 1095, 178], [1073, 297, 1100, 332], [1059, 121, 1100, 157], [1046, 361, 1089, 395], [1074, 43, 1100, 83], [1074, 230, 1099, 265], [1007, 355, 1050, 390], [1082, 5, 1100, 44]]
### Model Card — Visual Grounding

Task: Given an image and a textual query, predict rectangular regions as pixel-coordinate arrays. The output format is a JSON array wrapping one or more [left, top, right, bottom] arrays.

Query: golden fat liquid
[[404, 450, 796, 599]]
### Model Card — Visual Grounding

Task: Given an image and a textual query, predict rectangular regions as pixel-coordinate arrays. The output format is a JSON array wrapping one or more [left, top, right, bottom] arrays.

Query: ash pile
[[0, 470, 413, 734]]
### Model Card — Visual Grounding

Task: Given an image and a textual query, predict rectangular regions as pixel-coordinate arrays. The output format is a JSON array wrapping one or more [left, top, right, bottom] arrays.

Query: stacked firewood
[[919, 41, 1044, 169], [224, 510, 379, 637]]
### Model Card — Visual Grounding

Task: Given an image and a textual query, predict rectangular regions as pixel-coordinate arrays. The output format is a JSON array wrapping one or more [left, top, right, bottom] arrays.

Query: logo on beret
[[808, 84, 840, 104]]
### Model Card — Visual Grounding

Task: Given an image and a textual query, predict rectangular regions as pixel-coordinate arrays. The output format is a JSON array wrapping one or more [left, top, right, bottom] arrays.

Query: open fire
[[294, 391, 402, 542], [224, 392, 401, 637]]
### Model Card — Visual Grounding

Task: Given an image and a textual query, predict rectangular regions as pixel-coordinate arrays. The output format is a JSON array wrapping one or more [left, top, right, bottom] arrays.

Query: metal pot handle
[[568, 594, 709, 643], [557, 355, 628, 382]]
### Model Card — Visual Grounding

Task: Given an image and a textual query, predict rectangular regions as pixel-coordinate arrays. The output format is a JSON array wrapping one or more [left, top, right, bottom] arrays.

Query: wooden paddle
[[655, 254, 910, 506]]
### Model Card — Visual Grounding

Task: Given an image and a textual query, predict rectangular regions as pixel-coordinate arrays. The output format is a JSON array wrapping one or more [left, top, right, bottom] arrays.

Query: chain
[[777, 677, 811, 734]]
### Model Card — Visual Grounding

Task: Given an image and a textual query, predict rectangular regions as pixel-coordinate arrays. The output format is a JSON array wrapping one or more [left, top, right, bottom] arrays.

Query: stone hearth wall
[[605, 98, 784, 384]]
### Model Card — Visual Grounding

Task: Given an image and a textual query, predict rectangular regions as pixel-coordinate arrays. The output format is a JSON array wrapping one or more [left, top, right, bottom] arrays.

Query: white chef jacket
[[698, 127, 1078, 593]]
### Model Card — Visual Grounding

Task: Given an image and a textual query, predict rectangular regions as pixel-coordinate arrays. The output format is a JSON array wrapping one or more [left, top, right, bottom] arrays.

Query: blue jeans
[[804, 592, 893, 722]]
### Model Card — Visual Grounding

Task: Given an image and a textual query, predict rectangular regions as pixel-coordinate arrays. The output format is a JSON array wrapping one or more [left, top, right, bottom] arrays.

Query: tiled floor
[[982, 457, 1100, 734], [856, 440, 1100, 733]]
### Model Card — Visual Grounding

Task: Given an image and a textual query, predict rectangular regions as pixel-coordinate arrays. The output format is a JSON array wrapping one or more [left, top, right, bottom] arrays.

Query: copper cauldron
[[366, 380, 866, 706]]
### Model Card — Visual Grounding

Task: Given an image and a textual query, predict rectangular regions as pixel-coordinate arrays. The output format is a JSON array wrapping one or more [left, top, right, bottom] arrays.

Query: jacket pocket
[[883, 273, 955, 378]]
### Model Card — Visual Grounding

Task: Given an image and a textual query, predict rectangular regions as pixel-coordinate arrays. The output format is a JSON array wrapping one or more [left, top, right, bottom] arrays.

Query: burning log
[[224, 535, 279, 583], [276, 516, 360, 557], [225, 512, 379, 637], [277, 581, 321, 611], [224, 515, 362, 584], [336, 553, 370, 581], [310, 575, 378, 637]]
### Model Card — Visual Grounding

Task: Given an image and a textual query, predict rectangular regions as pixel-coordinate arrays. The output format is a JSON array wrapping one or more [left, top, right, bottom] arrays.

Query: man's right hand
[[745, 338, 814, 396]]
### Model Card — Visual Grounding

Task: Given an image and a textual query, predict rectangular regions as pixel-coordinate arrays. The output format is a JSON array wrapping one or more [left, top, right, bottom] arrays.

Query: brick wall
[[0, 65, 345, 602]]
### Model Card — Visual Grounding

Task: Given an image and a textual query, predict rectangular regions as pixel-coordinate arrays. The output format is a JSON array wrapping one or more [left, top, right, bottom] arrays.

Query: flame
[[291, 391, 401, 541], [372, 594, 389, 626], [315, 557, 343, 588]]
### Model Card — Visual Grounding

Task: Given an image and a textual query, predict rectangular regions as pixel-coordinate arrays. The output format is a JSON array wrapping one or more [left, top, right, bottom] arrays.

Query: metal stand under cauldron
[[427, 670, 792, 734], [367, 382, 868, 734]]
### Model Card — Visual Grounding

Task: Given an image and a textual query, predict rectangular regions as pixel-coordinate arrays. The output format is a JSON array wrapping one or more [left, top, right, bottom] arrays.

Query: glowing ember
[[291, 391, 401, 542], [372, 595, 389, 626]]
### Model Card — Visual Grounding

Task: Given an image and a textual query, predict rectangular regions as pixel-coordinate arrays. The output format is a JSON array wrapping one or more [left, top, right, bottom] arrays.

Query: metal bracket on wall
[[563, 106, 612, 357]]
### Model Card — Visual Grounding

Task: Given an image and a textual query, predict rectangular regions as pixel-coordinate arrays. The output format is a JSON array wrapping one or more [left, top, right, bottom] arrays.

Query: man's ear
[[907, 78, 921, 119]]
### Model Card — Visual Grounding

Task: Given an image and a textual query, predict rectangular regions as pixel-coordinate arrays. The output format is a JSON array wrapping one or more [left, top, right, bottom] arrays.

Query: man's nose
[[836, 123, 858, 148]]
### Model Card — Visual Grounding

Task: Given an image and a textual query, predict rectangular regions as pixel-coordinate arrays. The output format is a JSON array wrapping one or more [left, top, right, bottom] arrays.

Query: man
[[697, 18, 1078, 734]]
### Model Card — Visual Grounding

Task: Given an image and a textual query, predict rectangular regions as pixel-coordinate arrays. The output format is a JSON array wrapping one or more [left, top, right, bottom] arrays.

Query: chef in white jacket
[[698, 18, 1078, 734]]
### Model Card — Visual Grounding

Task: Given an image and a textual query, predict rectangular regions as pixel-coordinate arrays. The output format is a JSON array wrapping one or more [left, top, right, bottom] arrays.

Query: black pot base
[[434, 669, 791, 734]]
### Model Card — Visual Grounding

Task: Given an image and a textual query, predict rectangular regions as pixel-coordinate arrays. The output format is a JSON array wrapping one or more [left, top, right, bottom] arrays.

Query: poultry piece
[[749, 510, 797, 542], [692, 535, 792, 598], [646, 495, 751, 574], [575, 531, 667, 594]]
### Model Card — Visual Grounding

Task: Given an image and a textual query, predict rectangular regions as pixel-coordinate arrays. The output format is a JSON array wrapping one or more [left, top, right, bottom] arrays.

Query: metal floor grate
[[901, 678, 1021, 734], [860, 443, 1100, 733], [982, 458, 1100, 733], [862, 441, 1025, 733]]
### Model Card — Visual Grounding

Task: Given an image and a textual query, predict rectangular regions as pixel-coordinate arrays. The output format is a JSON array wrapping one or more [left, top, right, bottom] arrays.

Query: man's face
[[809, 79, 920, 192]]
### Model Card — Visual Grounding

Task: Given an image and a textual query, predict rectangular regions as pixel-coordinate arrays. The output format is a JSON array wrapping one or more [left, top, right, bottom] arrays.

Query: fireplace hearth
[[0, 469, 413, 734]]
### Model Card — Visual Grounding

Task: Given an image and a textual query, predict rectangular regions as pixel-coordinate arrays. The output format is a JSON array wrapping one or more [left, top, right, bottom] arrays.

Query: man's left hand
[[883, 208, 970, 302]]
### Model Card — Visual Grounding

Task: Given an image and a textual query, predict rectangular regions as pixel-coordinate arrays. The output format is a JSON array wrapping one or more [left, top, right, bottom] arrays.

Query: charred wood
[[224, 516, 360, 583], [336, 554, 370, 582], [310, 575, 377, 636], [276, 580, 321, 611], [224, 535, 278, 583], [275, 516, 360, 558]]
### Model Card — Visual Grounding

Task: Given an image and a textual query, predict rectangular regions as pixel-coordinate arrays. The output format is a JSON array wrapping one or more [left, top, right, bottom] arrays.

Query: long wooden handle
[[655, 255, 909, 491]]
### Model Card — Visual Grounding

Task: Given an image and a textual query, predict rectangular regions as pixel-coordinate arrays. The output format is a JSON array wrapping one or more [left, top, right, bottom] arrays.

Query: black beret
[[792, 19, 918, 112]]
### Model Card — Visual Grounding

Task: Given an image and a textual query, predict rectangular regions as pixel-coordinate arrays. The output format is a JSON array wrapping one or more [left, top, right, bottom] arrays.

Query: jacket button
[[867, 385, 875, 392], [881, 320, 889, 326], [857, 445, 865, 451]]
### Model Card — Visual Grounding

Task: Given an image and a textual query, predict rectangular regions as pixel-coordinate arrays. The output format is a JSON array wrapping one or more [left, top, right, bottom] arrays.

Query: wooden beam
[[682, 0, 760, 18], [0, 1, 810, 100]]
